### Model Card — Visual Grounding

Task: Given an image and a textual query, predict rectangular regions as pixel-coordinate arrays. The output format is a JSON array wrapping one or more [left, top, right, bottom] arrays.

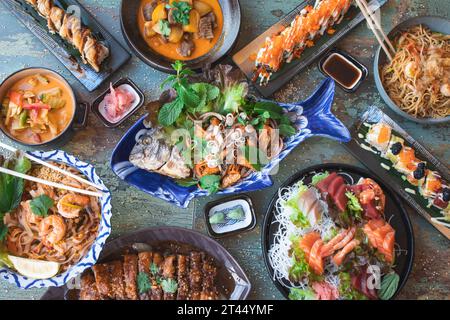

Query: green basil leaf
[[379, 273, 399, 300], [29, 195, 54, 217], [279, 124, 297, 137], [159, 20, 171, 37]]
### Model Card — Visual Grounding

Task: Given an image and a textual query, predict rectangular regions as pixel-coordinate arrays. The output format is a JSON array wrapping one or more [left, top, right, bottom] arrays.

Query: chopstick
[[355, 0, 395, 61], [0, 166, 104, 198], [0, 141, 104, 191]]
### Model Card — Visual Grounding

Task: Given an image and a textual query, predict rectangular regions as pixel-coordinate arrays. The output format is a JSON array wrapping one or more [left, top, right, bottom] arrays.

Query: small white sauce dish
[[204, 195, 257, 238], [92, 78, 144, 127]]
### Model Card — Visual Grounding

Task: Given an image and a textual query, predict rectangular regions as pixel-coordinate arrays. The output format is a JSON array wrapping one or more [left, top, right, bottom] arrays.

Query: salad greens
[[311, 171, 329, 186], [338, 272, 368, 300], [288, 287, 316, 300], [286, 182, 310, 228], [345, 191, 363, 221]]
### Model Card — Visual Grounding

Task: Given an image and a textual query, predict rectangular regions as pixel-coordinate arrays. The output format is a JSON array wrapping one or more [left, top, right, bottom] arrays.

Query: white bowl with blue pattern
[[0, 150, 112, 289]]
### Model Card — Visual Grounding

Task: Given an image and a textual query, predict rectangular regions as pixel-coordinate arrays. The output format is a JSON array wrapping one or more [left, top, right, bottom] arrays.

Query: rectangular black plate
[[345, 106, 450, 240], [3, 0, 131, 92], [232, 0, 387, 98]]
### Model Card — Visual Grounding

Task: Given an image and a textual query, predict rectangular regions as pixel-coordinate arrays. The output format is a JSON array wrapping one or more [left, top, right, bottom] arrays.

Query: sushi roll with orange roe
[[420, 170, 443, 199], [366, 123, 392, 153]]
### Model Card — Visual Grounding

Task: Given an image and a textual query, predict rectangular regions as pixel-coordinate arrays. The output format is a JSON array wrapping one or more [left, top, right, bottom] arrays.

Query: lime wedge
[[8, 255, 60, 279]]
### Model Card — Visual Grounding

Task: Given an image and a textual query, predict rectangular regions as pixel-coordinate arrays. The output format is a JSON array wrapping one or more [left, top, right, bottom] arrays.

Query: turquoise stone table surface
[[0, 0, 448, 300]]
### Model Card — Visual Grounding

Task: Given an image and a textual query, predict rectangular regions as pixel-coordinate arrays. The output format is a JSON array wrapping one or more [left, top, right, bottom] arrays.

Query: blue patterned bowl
[[111, 78, 351, 208], [0, 150, 112, 289]]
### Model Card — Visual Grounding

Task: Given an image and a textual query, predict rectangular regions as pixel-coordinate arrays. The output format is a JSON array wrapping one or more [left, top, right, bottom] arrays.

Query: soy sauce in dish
[[322, 53, 363, 90]]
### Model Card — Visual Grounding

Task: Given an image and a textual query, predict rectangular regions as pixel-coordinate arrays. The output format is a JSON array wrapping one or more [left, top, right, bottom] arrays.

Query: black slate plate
[[262, 163, 414, 300], [41, 227, 251, 300], [232, 0, 387, 97], [3, 0, 131, 92], [345, 106, 450, 240], [120, 0, 241, 74]]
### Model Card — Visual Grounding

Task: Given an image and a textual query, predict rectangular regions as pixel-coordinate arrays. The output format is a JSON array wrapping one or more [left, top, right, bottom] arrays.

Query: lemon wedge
[[8, 255, 60, 279]]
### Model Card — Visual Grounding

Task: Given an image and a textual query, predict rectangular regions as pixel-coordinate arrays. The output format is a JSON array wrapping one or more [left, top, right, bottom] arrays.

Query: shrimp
[[39, 215, 67, 246], [57, 194, 90, 219]]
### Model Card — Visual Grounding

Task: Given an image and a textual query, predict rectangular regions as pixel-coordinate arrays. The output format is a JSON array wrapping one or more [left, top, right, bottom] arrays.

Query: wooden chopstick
[[0, 166, 104, 198], [0, 141, 104, 191], [355, 0, 394, 61], [357, 0, 396, 54]]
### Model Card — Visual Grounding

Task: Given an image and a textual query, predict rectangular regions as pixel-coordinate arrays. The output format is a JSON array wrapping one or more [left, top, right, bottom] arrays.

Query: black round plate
[[41, 227, 251, 300], [262, 163, 414, 300], [120, 0, 241, 74]]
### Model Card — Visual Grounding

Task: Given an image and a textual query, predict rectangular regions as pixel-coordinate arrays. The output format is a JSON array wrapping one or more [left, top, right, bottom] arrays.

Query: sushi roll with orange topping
[[366, 123, 392, 154]]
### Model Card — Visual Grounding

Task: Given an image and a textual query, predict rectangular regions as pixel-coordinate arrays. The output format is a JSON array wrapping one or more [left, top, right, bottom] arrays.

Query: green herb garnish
[[161, 278, 178, 294], [137, 272, 152, 294], [170, 1, 192, 25], [29, 195, 54, 217], [199, 175, 221, 194], [378, 272, 399, 300], [159, 20, 171, 37], [0, 155, 31, 241]]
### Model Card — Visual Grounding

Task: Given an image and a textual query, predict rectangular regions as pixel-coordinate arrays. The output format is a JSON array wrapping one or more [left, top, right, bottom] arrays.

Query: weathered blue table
[[0, 0, 448, 300]]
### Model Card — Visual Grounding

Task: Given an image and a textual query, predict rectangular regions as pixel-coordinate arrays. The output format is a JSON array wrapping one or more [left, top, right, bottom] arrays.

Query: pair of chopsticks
[[0, 141, 104, 198], [355, 0, 395, 61]]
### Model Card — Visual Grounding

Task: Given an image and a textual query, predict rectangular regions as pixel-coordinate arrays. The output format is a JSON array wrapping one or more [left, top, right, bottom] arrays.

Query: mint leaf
[[29, 195, 54, 217], [199, 175, 221, 194], [158, 97, 184, 127]]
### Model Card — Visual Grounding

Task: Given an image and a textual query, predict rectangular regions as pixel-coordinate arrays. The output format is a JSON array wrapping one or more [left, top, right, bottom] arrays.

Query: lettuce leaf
[[288, 287, 316, 300]]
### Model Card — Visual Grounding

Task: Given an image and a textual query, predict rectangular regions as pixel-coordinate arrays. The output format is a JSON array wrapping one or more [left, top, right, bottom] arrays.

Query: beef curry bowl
[[121, 0, 241, 73], [0, 68, 85, 146]]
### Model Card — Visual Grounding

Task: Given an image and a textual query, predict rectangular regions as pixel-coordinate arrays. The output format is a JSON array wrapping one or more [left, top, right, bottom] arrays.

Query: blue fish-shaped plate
[[111, 78, 350, 208]]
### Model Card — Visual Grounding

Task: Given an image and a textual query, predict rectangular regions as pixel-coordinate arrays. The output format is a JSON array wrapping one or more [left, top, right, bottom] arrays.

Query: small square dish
[[91, 78, 144, 127], [318, 48, 368, 93], [204, 195, 257, 238]]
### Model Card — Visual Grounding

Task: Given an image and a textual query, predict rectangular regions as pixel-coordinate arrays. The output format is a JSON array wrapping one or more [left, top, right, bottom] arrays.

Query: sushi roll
[[384, 136, 405, 164], [432, 186, 449, 210], [405, 162, 427, 187], [366, 123, 392, 153], [393, 146, 417, 175], [253, 0, 353, 85], [419, 170, 443, 199]]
